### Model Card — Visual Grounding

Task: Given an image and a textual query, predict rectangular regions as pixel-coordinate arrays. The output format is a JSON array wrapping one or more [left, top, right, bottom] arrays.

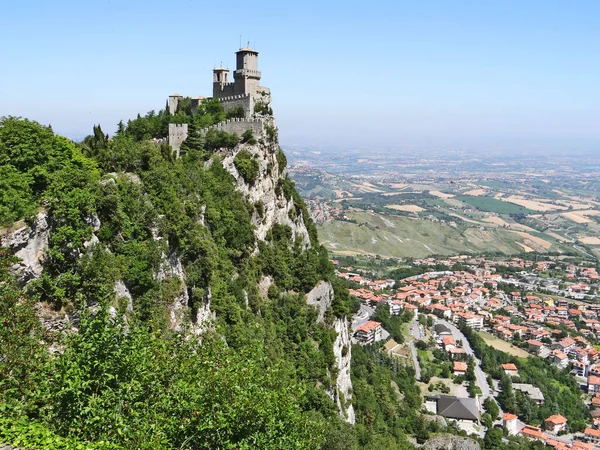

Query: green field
[[456, 195, 535, 214]]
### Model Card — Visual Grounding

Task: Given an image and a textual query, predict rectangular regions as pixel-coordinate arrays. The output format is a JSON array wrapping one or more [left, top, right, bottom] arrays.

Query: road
[[408, 313, 422, 380], [351, 304, 373, 331], [437, 319, 492, 405]]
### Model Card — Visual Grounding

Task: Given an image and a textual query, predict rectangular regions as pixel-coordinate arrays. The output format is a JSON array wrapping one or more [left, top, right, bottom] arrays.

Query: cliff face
[[220, 118, 311, 248], [420, 436, 481, 450], [305, 281, 355, 423], [2, 114, 353, 428], [1, 211, 49, 284]]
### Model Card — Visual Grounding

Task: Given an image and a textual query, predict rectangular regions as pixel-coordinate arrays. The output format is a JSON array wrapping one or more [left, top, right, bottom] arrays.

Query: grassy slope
[[317, 211, 530, 258]]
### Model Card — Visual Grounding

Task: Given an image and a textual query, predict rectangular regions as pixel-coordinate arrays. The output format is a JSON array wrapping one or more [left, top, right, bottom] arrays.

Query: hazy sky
[[1, 0, 599, 151]]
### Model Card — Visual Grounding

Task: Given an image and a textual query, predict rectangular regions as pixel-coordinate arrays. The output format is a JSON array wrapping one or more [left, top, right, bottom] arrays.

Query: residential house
[[503, 412, 519, 436], [519, 425, 547, 441], [527, 339, 545, 355], [453, 361, 468, 376], [355, 321, 382, 345], [513, 383, 545, 406], [584, 428, 600, 445], [573, 361, 588, 377], [456, 312, 484, 330], [544, 415, 567, 434], [552, 350, 569, 369], [588, 375, 600, 394], [501, 363, 519, 378]]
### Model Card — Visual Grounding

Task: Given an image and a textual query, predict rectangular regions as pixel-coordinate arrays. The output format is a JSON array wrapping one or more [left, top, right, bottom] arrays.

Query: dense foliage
[[0, 113, 427, 448], [234, 149, 260, 183]]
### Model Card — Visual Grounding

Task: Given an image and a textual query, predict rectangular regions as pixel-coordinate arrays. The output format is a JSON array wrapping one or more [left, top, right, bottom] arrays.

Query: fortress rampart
[[205, 118, 264, 137]]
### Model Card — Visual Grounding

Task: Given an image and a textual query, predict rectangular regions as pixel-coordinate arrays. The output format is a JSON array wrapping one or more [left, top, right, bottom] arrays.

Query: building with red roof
[[355, 321, 382, 345], [544, 414, 567, 434]]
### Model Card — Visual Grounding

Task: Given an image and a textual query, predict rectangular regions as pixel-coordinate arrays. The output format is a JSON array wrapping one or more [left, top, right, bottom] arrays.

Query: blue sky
[[1, 0, 599, 151]]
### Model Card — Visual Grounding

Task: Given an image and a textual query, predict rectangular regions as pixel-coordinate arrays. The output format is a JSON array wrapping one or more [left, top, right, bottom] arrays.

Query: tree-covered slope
[[0, 106, 425, 449]]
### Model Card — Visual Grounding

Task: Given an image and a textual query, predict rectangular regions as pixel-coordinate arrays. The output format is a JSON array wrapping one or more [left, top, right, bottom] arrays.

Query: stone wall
[[213, 81, 236, 98], [219, 93, 254, 119], [206, 117, 263, 137], [168, 123, 188, 156]]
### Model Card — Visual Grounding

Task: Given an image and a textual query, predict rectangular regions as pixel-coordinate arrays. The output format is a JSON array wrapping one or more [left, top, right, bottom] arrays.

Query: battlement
[[205, 118, 264, 138], [207, 117, 262, 127], [219, 93, 251, 102], [169, 123, 188, 132], [234, 69, 261, 76]]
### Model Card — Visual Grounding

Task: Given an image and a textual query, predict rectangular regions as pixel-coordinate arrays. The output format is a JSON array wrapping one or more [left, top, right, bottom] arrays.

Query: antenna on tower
[[247, 40, 250, 48], [239, 35, 242, 49]]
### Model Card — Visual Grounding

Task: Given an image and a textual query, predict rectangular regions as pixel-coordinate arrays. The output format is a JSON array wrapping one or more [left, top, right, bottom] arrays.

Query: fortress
[[167, 47, 271, 152]]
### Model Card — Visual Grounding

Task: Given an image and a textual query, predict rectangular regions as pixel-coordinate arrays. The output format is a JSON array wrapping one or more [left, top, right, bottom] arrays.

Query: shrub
[[276, 148, 287, 173], [265, 124, 278, 141], [241, 129, 257, 145], [204, 129, 238, 150], [226, 105, 245, 119], [255, 200, 264, 218], [254, 102, 272, 115], [234, 150, 260, 184]]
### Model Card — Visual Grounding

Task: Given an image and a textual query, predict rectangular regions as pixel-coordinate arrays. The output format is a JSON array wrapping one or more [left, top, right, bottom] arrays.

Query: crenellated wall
[[219, 93, 254, 119], [205, 117, 264, 137], [168, 123, 188, 156]]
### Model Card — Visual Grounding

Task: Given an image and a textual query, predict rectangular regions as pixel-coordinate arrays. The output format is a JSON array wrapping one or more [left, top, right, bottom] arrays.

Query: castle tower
[[233, 47, 261, 96], [168, 93, 182, 115], [212, 67, 230, 97]]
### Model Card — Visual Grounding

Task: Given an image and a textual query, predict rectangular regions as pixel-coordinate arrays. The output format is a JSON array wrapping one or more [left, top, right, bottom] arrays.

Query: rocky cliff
[[220, 118, 311, 248], [305, 281, 355, 423], [420, 435, 481, 450], [0, 211, 49, 284]]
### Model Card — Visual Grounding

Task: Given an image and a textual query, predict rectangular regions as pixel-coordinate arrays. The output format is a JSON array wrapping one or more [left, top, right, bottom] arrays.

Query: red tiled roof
[[585, 428, 600, 438], [520, 425, 546, 439], [453, 361, 468, 372], [503, 412, 517, 420], [356, 321, 381, 333], [545, 414, 567, 425], [502, 363, 518, 371]]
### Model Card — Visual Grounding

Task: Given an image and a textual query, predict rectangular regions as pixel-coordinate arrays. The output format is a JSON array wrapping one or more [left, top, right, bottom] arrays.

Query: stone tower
[[212, 67, 231, 98], [233, 48, 261, 96], [168, 93, 182, 115]]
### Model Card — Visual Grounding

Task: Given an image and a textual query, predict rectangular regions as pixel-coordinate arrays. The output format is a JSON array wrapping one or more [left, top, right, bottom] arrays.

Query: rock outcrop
[[220, 119, 311, 248], [420, 436, 480, 450], [0, 211, 50, 284], [114, 280, 134, 312], [305, 281, 355, 423], [155, 250, 189, 330], [333, 316, 355, 424], [305, 280, 334, 323]]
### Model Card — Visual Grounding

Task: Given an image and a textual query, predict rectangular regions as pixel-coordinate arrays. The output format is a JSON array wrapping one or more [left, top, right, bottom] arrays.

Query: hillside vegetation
[[0, 111, 425, 449]]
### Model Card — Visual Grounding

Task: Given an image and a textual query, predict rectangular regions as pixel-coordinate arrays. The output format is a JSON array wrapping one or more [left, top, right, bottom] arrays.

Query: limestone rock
[[421, 436, 480, 450], [191, 287, 215, 335], [333, 316, 355, 424], [220, 119, 311, 248], [155, 250, 189, 331], [114, 280, 134, 312], [305, 280, 333, 324], [1, 211, 50, 283]]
